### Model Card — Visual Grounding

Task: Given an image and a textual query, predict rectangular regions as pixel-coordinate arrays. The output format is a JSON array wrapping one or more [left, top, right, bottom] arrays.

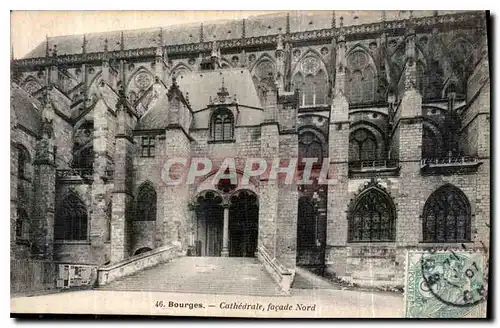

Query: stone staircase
[[99, 256, 287, 296]]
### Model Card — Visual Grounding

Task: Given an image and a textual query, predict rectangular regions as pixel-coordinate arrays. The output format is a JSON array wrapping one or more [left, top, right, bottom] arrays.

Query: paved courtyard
[[11, 256, 404, 318]]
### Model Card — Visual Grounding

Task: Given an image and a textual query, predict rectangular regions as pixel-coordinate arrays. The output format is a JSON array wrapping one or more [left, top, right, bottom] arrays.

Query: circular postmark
[[420, 250, 487, 307]]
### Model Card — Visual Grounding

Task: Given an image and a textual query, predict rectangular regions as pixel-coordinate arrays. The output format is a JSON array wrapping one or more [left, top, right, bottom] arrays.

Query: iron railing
[[349, 159, 400, 171]]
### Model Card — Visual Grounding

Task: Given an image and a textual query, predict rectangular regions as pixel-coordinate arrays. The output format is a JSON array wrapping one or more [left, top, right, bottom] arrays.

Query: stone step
[[99, 256, 286, 296], [292, 267, 341, 290]]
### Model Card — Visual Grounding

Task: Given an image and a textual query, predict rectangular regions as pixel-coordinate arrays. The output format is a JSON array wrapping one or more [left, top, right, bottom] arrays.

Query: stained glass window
[[348, 188, 396, 242], [55, 193, 88, 241], [136, 183, 157, 221], [423, 185, 471, 242]]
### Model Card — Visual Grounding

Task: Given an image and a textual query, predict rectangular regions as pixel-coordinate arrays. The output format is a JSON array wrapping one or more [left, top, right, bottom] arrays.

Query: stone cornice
[[12, 12, 484, 70]]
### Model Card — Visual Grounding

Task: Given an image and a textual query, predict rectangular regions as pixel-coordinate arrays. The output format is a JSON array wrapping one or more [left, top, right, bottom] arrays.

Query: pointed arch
[[349, 122, 385, 161], [290, 48, 329, 78], [345, 48, 377, 104], [298, 126, 327, 166], [55, 191, 88, 241], [423, 184, 471, 242], [250, 53, 276, 75], [171, 62, 192, 78], [348, 181, 396, 242], [135, 181, 157, 221], [422, 118, 445, 159], [292, 51, 329, 107]]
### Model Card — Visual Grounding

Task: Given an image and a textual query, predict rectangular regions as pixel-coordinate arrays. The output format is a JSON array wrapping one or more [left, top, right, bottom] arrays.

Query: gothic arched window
[[292, 56, 328, 107], [349, 129, 378, 161], [211, 108, 234, 141], [135, 183, 157, 221], [423, 185, 471, 242], [348, 187, 396, 242], [298, 129, 325, 166], [55, 193, 88, 241], [346, 51, 376, 104]]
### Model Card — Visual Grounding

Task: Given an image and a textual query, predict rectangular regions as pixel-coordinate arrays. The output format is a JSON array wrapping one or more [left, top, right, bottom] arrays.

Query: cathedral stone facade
[[11, 10, 490, 288]]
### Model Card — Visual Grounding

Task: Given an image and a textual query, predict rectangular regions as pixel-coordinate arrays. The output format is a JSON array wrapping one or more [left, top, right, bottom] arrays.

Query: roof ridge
[[44, 11, 288, 41]]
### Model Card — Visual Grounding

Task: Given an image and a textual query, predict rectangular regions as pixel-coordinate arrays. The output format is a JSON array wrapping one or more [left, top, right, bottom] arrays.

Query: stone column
[[221, 205, 230, 257], [325, 33, 351, 277], [111, 97, 135, 263], [32, 103, 56, 260]]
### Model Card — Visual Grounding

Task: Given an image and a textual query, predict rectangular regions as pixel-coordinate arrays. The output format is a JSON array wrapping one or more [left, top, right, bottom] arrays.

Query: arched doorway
[[194, 191, 224, 256], [229, 190, 259, 257]]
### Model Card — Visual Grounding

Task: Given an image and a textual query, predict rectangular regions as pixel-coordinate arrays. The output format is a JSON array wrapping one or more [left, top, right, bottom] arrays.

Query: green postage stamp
[[404, 249, 488, 318]]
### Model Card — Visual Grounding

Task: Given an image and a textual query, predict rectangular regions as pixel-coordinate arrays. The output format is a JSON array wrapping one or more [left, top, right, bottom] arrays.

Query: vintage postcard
[[10, 10, 490, 319]]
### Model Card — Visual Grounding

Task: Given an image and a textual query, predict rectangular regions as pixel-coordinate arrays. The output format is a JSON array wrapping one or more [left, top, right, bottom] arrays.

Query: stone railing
[[56, 168, 93, 179], [420, 156, 482, 175], [97, 244, 182, 286], [257, 246, 295, 294], [421, 156, 479, 166], [349, 159, 400, 171]]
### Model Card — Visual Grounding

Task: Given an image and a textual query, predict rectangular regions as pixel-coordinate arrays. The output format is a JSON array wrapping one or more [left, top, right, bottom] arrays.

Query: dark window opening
[[135, 183, 157, 221], [348, 188, 396, 242], [140, 136, 156, 158], [55, 193, 88, 241], [349, 129, 379, 162], [211, 109, 234, 142], [423, 185, 471, 243]]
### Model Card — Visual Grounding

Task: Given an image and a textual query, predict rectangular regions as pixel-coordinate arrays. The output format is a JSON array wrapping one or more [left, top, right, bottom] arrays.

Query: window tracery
[[298, 129, 325, 165], [55, 193, 88, 241], [349, 128, 378, 161], [135, 183, 157, 221], [292, 55, 328, 107], [346, 51, 377, 104], [423, 185, 471, 242], [348, 187, 396, 242]]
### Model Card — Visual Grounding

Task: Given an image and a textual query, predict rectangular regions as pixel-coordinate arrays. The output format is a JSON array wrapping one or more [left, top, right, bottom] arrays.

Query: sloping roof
[[23, 11, 462, 59], [11, 84, 42, 136], [176, 68, 261, 110], [135, 68, 261, 130], [134, 91, 170, 130]]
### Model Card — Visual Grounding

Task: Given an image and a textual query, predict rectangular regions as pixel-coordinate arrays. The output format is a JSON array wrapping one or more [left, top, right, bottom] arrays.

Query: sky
[[10, 11, 275, 59]]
